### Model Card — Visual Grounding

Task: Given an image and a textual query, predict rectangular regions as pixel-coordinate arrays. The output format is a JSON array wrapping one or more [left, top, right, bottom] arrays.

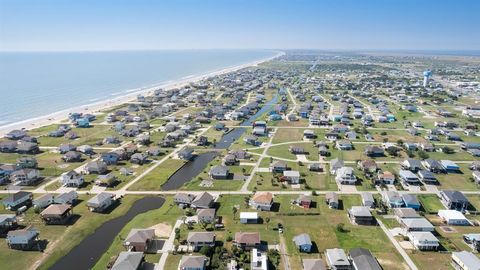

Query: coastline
[[0, 51, 284, 136]]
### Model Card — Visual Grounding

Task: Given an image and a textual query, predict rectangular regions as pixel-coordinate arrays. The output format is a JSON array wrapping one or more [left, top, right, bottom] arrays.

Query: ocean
[[0, 49, 277, 126]]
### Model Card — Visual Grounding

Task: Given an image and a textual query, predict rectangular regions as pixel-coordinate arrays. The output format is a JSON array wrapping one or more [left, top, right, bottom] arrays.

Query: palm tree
[[232, 206, 238, 220]]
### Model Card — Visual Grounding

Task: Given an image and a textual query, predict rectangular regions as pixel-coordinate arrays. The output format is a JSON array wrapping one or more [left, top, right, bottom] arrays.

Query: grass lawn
[[267, 142, 319, 161], [36, 125, 119, 147], [128, 159, 186, 191], [418, 195, 445, 214], [0, 195, 145, 270], [93, 196, 183, 269], [435, 165, 479, 191], [164, 254, 183, 270]]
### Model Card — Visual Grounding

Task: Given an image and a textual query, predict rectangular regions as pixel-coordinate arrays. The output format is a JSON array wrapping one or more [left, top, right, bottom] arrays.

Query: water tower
[[423, 70, 432, 87]]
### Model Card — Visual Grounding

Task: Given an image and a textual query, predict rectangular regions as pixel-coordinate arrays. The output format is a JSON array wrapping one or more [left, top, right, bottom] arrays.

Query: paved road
[[155, 219, 183, 270], [377, 219, 418, 270]]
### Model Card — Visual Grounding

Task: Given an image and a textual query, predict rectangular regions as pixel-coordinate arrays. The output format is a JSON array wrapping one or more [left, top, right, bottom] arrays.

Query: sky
[[0, 0, 479, 52]]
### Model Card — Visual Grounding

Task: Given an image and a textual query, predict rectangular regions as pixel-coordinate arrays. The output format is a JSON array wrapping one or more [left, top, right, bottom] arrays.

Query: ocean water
[[0, 49, 277, 126]]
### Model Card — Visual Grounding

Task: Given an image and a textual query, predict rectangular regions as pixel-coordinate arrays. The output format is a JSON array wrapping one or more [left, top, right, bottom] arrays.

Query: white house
[[240, 212, 258, 224], [335, 167, 356, 184], [60, 171, 84, 187], [438, 210, 470, 226], [251, 248, 268, 270], [408, 231, 439, 251], [283, 170, 300, 184]]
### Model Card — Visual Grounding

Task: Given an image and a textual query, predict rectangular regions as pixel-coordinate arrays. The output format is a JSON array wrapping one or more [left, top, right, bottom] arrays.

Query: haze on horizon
[[0, 0, 479, 52]]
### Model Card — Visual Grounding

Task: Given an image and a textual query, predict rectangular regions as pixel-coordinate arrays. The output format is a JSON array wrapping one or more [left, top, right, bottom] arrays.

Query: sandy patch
[[149, 223, 172, 238]]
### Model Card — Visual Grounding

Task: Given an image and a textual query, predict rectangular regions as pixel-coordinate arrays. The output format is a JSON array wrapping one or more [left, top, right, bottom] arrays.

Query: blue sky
[[0, 0, 479, 51]]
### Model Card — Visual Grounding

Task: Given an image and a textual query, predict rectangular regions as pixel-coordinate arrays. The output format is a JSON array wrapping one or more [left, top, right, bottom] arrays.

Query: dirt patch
[[149, 223, 172, 238]]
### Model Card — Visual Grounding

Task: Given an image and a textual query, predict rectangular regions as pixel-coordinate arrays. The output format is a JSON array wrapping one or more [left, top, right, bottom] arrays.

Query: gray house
[[349, 248, 382, 270], [87, 192, 114, 212], [209, 165, 229, 179], [6, 226, 39, 250], [2, 191, 33, 210], [111, 251, 144, 270], [187, 232, 216, 251], [179, 255, 207, 270], [326, 248, 352, 270], [439, 190, 470, 212], [191, 192, 214, 209]]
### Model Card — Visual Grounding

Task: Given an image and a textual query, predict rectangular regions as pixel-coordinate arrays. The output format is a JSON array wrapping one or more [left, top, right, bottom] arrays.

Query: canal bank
[[49, 196, 165, 270], [162, 94, 279, 190]]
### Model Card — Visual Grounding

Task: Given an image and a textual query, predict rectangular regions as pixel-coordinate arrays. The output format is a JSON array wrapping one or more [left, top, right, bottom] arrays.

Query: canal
[[162, 94, 278, 190], [49, 196, 165, 270]]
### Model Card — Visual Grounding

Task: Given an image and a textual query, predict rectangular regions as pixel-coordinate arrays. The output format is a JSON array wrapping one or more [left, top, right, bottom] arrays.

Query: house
[[357, 159, 377, 174], [251, 248, 269, 270], [240, 212, 259, 224], [197, 208, 216, 223], [33, 194, 54, 209], [377, 171, 395, 185], [130, 153, 148, 165], [438, 210, 470, 225], [289, 146, 306, 154], [16, 157, 37, 168], [101, 152, 120, 165], [308, 163, 323, 172], [394, 208, 421, 222], [440, 190, 470, 212], [111, 251, 144, 270], [336, 140, 353, 150], [2, 191, 33, 210], [0, 141, 17, 152], [330, 158, 344, 175], [95, 173, 117, 186], [451, 251, 480, 270], [62, 151, 82, 162], [383, 191, 404, 208], [87, 192, 114, 212], [16, 141, 39, 154], [85, 160, 108, 174], [297, 194, 312, 208], [335, 167, 356, 184], [178, 255, 207, 270], [249, 192, 273, 211], [0, 214, 17, 233], [208, 165, 229, 179], [40, 204, 72, 224], [187, 232, 216, 251], [271, 161, 288, 173], [398, 169, 420, 185], [178, 147, 194, 160], [463, 233, 480, 251], [422, 159, 445, 173], [6, 129, 27, 140], [244, 135, 260, 146], [191, 192, 214, 209], [234, 232, 260, 250], [174, 193, 196, 207], [325, 248, 352, 270], [348, 206, 375, 225], [54, 190, 78, 205], [408, 231, 439, 250], [6, 226, 39, 250], [325, 192, 339, 209], [11, 168, 41, 185], [282, 170, 300, 184], [402, 194, 421, 210], [229, 150, 250, 160], [349, 248, 382, 270], [440, 160, 461, 172], [293, 233, 312, 253], [417, 170, 438, 184], [303, 259, 326, 270], [223, 154, 237, 166], [400, 217, 435, 232], [401, 159, 423, 172], [364, 146, 384, 157], [303, 129, 316, 139], [361, 192, 375, 208], [60, 170, 84, 187]]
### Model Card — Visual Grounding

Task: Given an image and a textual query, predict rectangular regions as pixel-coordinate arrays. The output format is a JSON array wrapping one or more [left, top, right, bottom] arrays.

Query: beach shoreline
[[0, 51, 284, 136]]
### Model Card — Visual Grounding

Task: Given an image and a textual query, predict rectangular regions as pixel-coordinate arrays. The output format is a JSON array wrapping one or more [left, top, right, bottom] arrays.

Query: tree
[[418, 150, 429, 159], [396, 139, 404, 146], [232, 206, 238, 220], [336, 223, 347, 233], [265, 217, 270, 229], [442, 146, 454, 154]]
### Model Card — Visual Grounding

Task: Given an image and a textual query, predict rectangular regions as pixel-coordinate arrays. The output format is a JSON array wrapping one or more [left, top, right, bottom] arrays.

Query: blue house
[[101, 152, 120, 165], [387, 114, 396, 122], [269, 114, 282, 121], [299, 110, 309, 118], [2, 191, 33, 210], [293, 233, 312, 253], [402, 194, 421, 210], [76, 118, 90, 128]]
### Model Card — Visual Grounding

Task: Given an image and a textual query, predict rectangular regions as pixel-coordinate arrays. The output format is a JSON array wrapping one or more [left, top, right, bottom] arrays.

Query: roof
[[87, 192, 113, 205], [240, 212, 258, 219], [441, 190, 469, 203], [251, 192, 273, 204], [197, 208, 216, 218], [409, 231, 439, 242], [326, 248, 350, 266], [293, 233, 312, 246], [235, 232, 260, 245], [401, 218, 434, 229], [111, 251, 144, 270], [179, 255, 206, 269], [303, 259, 326, 270], [4, 191, 32, 203], [394, 208, 420, 219], [191, 192, 214, 208], [361, 192, 374, 202], [438, 210, 468, 220], [452, 251, 480, 269], [187, 232, 215, 243], [125, 229, 155, 244], [349, 248, 382, 270], [402, 194, 420, 205], [283, 170, 300, 177], [349, 206, 372, 217], [40, 204, 71, 216]]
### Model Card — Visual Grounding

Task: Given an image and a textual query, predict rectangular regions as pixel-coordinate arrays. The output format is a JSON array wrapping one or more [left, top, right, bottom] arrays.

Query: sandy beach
[[0, 51, 284, 137]]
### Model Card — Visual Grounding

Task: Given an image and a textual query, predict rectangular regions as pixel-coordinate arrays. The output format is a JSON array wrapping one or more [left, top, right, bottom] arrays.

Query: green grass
[[127, 159, 186, 191], [93, 196, 183, 269], [418, 195, 445, 214]]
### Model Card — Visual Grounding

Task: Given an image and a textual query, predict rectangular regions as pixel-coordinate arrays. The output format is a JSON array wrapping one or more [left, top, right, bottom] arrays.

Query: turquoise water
[[0, 49, 277, 126]]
